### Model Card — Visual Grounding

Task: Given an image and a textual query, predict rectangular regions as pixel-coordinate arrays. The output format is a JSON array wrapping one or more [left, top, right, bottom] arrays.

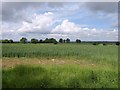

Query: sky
[[1, 2, 118, 41]]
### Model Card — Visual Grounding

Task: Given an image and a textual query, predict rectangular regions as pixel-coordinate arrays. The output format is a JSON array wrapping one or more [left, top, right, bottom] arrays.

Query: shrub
[[93, 43, 99, 45], [116, 42, 119, 45], [103, 43, 107, 46], [31, 38, 38, 44], [20, 37, 27, 44]]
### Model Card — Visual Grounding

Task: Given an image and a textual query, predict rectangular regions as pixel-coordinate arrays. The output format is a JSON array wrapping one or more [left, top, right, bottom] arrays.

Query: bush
[[93, 43, 99, 45], [76, 39, 81, 43], [54, 41, 58, 44], [116, 42, 119, 45], [31, 38, 38, 44], [1, 39, 14, 43], [103, 43, 107, 46]]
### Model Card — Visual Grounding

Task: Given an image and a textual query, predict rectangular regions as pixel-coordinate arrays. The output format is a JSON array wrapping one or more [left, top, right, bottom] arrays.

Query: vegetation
[[116, 42, 119, 45], [59, 38, 71, 43], [2, 44, 118, 65], [2, 44, 117, 64], [2, 42, 118, 88], [93, 42, 99, 45], [1, 37, 119, 46], [76, 39, 81, 43], [103, 43, 107, 46], [2, 63, 118, 88], [31, 38, 39, 44], [66, 38, 70, 43], [59, 38, 63, 43], [39, 39, 43, 43], [43, 38, 58, 44], [20, 37, 27, 44], [0, 39, 14, 43]]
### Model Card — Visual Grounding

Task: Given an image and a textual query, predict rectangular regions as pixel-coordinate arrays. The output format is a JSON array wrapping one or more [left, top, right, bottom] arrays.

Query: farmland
[[2, 43, 118, 88]]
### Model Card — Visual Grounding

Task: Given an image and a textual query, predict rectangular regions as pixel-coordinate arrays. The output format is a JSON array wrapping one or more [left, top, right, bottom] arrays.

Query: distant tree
[[1, 39, 10, 43], [1, 39, 15, 43], [9, 39, 14, 43], [5, 39, 10, 43], [59, 38, 63, 43], [48, 38, 54, 43], [20, 37, 27, 44], [103, 43, 107, 46], [43, 38, 58, 44], [76, 39, 81, 43], [53, 40, 58, 44], [66, 38, 70, 43], [49, 38, 58, 44], [39, 39, 43, 43], [63, 39, 66, 43], [93, 42, 99, 45], [31, 38, 38, 44], [43, 38, 49, 43], [116, 42, 119, 45]]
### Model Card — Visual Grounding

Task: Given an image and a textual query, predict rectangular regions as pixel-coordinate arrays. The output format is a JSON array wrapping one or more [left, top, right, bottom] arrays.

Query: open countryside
[[1, 2, 119, 89], [2, 38, 119, 88]]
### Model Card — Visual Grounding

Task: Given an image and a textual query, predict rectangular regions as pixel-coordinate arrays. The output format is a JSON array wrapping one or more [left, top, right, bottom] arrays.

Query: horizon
[[0, 38, 119, 42]]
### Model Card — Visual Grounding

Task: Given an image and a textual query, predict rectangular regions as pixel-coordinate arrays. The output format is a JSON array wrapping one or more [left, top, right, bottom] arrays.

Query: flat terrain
[[2, 44, 118, 88], [3, 58, 117, 70]]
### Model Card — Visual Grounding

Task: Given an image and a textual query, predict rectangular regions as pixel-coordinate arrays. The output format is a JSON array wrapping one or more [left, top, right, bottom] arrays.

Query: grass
[[2, 43, 118, 88], [2, 64, 118, 88]]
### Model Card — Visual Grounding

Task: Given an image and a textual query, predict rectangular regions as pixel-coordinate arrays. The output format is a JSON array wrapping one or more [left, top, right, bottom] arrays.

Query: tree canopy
[[20, 37, 27, 44], [31, 38, 38, 44], [76, 39, 81, 43], [0, 39, 14, 43], [66, 38, 70, 43], [43, 38, 58, 44], [59, 38, 63, 43]]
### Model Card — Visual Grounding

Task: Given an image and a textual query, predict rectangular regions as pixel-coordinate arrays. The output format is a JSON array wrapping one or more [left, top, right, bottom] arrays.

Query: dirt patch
[[2, 57, 107, 69]]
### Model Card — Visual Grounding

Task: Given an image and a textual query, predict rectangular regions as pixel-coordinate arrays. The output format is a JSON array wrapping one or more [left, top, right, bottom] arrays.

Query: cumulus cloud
[[18, 12, 54, 34], [2, 16, 118, 41], [1, 2, 118, 41], [52, 19, 118, 41], [52, 19, 80, 34]]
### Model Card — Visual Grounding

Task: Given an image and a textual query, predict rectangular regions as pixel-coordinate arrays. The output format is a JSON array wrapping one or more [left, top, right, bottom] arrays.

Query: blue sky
[[1, 2, 118, 41]]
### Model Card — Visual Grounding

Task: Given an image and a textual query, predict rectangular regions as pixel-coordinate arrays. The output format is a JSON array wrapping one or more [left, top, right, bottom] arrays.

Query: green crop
[[2, 43, 118, 65]]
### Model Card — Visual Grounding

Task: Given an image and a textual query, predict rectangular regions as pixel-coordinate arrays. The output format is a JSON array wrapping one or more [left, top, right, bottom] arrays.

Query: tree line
[[0, 37, 119, 45], [0, 37, 81, 44]]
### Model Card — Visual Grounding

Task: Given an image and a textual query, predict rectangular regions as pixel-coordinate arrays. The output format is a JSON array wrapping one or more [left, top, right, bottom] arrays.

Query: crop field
[[2, 43, 118, 88]]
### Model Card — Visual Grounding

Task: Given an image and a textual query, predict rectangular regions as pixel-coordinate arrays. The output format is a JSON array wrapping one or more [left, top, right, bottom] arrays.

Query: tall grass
[[2, 44, 118, 88], [2, 64, 118, 88]]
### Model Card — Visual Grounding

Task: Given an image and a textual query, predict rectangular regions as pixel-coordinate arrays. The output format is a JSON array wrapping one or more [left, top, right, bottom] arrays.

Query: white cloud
[[52, 19, 80, 34], [18, 12, 54, 34], [2, 23, 15, 34], [1, 9, 118, 41], [1, 24, 20, 40], [51, 19, 118, 41]]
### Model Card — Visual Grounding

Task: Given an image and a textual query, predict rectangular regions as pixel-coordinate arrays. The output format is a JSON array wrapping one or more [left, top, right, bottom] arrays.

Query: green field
[[2, 43, 118, 88]]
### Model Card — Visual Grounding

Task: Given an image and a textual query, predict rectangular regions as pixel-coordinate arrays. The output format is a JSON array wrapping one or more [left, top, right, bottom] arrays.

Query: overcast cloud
[[86, 2, 118, 13], [1, 2, 118, 41]]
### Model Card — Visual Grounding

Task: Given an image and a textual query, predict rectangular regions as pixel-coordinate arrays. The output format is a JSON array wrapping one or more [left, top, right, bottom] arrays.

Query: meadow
[[2, 43, 118, 88]]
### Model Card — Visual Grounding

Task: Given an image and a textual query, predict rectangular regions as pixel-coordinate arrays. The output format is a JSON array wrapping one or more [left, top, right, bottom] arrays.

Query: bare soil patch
[[2, 57, 110, 69]]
